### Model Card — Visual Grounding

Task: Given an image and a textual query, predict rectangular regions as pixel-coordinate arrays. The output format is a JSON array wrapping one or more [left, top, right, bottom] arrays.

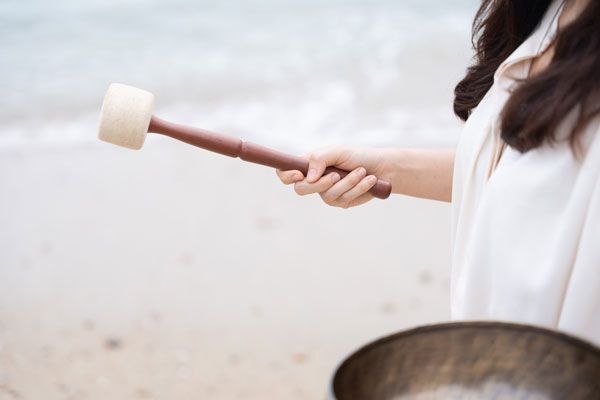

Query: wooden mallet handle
[[149, 116, 392, 199]]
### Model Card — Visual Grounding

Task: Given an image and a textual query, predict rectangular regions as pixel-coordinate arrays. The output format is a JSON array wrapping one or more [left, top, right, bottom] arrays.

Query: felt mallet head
[[98, 83, 154, 150]]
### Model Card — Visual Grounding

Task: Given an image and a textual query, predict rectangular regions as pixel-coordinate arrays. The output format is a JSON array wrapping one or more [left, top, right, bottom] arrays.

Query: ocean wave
[[0, 0, 476, 149]]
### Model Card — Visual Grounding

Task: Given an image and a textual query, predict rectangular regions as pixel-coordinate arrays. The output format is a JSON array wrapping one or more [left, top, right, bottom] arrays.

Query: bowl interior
[[332, 322, 600, 400]]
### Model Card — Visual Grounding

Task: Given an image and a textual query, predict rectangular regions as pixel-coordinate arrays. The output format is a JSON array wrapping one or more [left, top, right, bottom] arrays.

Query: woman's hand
[[276, 146, 390, 208]]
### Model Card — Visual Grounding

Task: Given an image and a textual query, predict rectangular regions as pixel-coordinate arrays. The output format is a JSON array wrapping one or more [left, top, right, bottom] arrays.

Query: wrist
[[376, 147, 409, 184]]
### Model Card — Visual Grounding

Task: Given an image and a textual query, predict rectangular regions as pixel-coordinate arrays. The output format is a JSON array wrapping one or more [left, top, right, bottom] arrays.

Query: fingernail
[[307, 168, 317, 182], [294, 173, 304, 181], [332, 173, 341, 182], [367, 175, 377, 184], [359, 167, 366, 175]]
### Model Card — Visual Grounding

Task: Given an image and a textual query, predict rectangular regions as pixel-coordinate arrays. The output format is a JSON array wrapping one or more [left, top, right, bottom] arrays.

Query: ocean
[[0, 0, 478, 151]]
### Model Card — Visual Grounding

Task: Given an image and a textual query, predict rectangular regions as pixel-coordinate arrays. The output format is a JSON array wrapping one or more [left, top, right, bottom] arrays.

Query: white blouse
[[451, 0, 600, 346]]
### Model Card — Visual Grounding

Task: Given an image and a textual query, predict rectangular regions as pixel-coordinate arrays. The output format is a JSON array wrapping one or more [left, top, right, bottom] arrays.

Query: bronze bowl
[[330, 322, 600, 400]]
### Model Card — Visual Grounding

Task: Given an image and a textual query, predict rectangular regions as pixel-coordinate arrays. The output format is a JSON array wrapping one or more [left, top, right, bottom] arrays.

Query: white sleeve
[[559, 127, 600, 345]]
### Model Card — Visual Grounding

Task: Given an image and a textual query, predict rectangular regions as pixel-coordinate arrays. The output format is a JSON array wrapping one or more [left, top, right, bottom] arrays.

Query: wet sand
[[0, 139, 451, 399]]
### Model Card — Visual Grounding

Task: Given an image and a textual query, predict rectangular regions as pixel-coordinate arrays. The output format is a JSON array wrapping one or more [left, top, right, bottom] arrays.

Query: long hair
[[454, 0, 600, 153]]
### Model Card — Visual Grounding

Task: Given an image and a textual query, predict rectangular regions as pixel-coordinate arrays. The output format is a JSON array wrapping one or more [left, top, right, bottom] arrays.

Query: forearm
[[381, 148, 455, 202]]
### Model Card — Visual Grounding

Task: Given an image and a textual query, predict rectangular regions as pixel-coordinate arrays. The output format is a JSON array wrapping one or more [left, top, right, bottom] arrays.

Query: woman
[[277, 0, 600, 345]]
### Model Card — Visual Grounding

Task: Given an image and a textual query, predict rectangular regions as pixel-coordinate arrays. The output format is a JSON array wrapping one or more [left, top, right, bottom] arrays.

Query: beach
[[0, 141, 451, 399], [0, 0, 475, 397]]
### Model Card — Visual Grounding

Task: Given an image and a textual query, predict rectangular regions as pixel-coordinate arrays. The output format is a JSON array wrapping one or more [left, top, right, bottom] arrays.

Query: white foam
[[0, 0, 476, 151]]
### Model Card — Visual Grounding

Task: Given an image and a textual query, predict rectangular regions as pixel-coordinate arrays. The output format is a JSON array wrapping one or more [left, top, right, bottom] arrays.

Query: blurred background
[[0, 0, 477, 398]]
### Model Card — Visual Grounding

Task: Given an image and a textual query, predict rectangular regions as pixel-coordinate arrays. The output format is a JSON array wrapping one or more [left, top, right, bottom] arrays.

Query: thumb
[[306, 147, 348, 183]]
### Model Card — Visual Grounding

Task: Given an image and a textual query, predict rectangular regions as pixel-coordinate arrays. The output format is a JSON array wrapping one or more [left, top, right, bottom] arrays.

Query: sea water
[[0, 0, 478, 151]]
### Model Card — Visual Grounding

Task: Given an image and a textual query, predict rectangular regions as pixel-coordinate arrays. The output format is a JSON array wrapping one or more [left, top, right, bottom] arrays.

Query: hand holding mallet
[[98, 83, 392, 199]]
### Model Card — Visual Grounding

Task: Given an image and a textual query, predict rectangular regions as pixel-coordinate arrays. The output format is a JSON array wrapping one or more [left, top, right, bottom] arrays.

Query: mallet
[[98, 83, 392, 199]]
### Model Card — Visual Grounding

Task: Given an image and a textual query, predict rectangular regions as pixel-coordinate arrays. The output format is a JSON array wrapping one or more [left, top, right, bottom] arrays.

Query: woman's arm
[[277, 147, 455, 207], [383, 148, 455, 202]]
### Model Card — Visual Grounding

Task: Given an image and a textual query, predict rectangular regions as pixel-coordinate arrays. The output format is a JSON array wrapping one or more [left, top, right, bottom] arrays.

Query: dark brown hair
[[454, 0, 600, 153]]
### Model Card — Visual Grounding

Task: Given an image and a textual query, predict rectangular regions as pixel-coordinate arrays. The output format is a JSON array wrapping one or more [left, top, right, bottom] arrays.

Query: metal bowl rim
[[327, 320, 600, 400]]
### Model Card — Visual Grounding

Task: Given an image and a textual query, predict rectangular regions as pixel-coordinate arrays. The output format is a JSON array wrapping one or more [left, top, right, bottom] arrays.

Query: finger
[[345, 192, 374, 208], [321, 190, 373, 209], [294, 172, 340, 196], [305, 147, 349, 183], [336, 175, 377, 204], [306, 155, 326, 183], [320, 167, 367, 203], [276, 169, 304, 185]]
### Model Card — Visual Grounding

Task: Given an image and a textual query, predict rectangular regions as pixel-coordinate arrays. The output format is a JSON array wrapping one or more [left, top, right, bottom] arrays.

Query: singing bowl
[[330, 322, 600, 400]]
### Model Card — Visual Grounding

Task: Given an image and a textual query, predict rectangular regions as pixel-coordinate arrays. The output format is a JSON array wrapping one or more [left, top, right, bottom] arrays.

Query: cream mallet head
[[98, 83, 154, 150]]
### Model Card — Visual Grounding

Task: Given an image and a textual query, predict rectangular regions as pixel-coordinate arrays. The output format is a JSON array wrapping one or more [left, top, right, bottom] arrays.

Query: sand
[[0, 138, 451, 399]]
